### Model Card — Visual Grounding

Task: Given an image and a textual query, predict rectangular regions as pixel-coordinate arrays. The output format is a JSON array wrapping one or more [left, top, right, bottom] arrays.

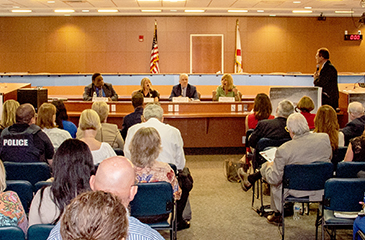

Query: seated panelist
[[136, 77, 160, 102], [213, 74, 241, 101], [83, 73, 118, 101], [169, 74, 199, 101]]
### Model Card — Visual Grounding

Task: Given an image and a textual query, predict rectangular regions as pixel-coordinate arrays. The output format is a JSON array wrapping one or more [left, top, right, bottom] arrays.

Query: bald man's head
[[348, 102, 364, 121], [89, 156, 137, 207]]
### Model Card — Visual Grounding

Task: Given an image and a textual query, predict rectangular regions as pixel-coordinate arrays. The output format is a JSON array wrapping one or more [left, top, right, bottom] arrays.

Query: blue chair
[[4, 162, 51, 188], [27, 224, 55, 240], [5, 180, 34, 213], [34, 181, 52, 193], [320, 178, 365, 240], [113, 148, 124, 156], [281, 161, 333, 240], [336, 162, 365, 178], [130, 182, 176, 240], [0, 226, 25, 240]]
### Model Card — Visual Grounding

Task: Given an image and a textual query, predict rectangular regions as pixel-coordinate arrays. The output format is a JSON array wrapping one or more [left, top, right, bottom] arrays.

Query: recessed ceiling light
[[292, 10, 312, 13], [185, 10, 205, 13], [335, 10, 354, 14], [141, 10, 162, 12], [257, 10, 264, 12], [269, 14, 276, 17], [228, 10, 248, 13], [47, 1, 55, 3], [304, 7, 312, 9], [82, 10, 89, 13], [293, 1, 301, 3], [98, 9, 118, 13], [11, 9, 32, 13], [54, 9, 75, 13]]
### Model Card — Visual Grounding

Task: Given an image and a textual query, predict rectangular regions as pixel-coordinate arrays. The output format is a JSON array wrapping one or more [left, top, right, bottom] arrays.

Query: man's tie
[[98, 88, 103, 97]]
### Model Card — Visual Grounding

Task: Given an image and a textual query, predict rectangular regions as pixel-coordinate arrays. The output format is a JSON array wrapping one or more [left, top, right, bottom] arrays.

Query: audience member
[[136, 77, 160, 102], [0, 99, 20, 134], [121, 92, 144, 140], [37, 103, 72, 151], [213, 74, 241, 101], [248, 99, 294, 149], [313, 105, 344, 152], [296, 96, 316, 129], [29, 139, 94, 226], [77, 101, 124, 149], [83, 73, 118, 101], [60, 191, 128, 240], [47, 156, 164, 240], [169, 74, 199, 100], [0, 103, 54, 163], [238, 113, 332, 223], [0, 161, 28, 233], [51, 100, 77, 138], [313, 48, 339, 109], [78, 109, 116, 165], [344, 129, 365, 162], [245, 93, 274, 130], [341, 102, 365, 146]]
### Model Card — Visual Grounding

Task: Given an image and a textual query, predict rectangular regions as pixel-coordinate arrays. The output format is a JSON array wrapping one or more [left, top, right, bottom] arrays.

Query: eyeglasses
[[285, 126, 289, 132]]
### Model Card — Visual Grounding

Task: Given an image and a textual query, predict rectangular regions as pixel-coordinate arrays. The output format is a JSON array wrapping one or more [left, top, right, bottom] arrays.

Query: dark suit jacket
[[248, 117, 291, 148], [169, 84, 198, 101], [340, 115, 365, 146], [83, 83, 118, 101], [120, 106, 143, 140], [314, 60, 339, 109]]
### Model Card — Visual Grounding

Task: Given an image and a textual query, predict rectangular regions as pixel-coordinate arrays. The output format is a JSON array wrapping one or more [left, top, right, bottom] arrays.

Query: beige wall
[[0, 16, 363, 74]]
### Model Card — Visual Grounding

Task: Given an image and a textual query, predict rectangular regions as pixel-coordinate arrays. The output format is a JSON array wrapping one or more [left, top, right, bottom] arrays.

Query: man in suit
[[83, 73, 118, 101], [313, 48, 339, 110], [248, 99, 295, 149], [239, 113, 332, 224], [169, 74, 199, 100], [341, 101, 365, 145]]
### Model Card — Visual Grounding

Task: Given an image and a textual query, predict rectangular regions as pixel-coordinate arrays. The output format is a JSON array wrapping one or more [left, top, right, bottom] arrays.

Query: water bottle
[[293, 202, 301, 220], [92, 92, 97, 101]]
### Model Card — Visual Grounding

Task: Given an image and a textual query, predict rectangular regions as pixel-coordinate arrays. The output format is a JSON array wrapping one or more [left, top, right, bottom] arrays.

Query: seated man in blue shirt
[[121, 92, 144, 140]]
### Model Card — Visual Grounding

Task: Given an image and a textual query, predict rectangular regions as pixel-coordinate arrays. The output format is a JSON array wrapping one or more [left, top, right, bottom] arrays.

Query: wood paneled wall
[[0, 16, 363, 74]]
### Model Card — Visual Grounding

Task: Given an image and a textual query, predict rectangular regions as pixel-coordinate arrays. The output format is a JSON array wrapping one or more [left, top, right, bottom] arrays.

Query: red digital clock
[[344, 34, 363, 41]]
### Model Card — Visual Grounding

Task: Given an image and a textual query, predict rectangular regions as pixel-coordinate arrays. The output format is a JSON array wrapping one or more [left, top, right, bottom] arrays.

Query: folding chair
[[130, 182, 177, 240], [320, 178, 365, 240], [281, 161, 333, 240], [336, 162, 365, 178], [0, 226, 25, 240], [5, 180, 34, 213], [27, 224, 55, 240]]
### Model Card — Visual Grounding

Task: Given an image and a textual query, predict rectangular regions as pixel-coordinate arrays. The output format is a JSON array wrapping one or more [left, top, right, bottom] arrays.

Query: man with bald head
[[169, 74, 199, 100], [341, 101, 365, 145], [47, 156, 164, 240], [0, 103, 54, 163]]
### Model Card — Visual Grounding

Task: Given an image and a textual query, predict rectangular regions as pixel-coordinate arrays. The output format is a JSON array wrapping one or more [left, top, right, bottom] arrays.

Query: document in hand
[[259, 147, 277, 162]]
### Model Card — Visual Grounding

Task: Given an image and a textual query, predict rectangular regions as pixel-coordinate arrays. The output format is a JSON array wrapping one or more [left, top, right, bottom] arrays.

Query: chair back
[[5, 180, 33, 213], [331, 146, 348, 171], [34, 181, 52, 193], [4, 162, 51, 186], [113, 148, 124, 156], [130, 182, 174, 217], [283, 161, 333, 191], [27, 224, 55, 240], [336, 162, 365, 178], [324, 178, 365, 212], [0, 226, 25, 240]]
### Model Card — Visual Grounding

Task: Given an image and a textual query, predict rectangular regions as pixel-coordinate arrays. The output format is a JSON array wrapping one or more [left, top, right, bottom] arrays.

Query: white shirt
[[124, 118, 186, 170], [42, 128, 72, 151], [91, 142, 117, 165]]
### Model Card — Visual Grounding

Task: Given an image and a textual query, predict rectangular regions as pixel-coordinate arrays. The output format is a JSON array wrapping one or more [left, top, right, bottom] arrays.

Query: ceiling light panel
[[11, 9, 32, 13]]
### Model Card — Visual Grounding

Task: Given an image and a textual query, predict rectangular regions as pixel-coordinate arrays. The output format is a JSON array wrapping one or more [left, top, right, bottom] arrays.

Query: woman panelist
[[213, 74, 241, 101], [136, 77, 160, 102]]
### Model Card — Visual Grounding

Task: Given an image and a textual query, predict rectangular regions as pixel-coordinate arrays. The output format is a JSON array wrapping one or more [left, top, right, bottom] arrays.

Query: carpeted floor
[[158, 153, 353, 240]]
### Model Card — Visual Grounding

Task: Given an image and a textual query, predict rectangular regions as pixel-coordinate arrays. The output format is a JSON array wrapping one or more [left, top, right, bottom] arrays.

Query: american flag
[[234, 19, 243, 73], [150, 22, 160, 73]]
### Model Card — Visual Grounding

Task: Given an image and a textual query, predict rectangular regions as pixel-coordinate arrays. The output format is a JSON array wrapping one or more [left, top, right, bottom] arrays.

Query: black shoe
[[177, 220, 190, 231]]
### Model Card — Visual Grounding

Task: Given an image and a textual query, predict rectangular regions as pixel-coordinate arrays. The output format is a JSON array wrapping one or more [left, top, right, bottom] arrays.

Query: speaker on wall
[[17, 88, 48, 112]]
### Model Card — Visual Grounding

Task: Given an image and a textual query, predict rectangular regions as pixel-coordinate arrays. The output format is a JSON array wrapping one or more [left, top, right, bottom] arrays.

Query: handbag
[[224, 158, 245, 183]]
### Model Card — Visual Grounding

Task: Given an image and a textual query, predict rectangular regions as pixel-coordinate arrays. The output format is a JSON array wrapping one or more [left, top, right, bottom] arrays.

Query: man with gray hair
[[169, 74, 199, 100], [341, 101, 365, 145], [239, 113, 332, 224], [248, 99, 295, 148]]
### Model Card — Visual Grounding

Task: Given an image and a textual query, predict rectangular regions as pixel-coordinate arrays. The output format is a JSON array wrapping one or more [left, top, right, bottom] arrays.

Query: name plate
[[218, 97, 235, 102], [144, 98, 154, 103], [172, 97, 189, 103], [92, 97, 108, 102]]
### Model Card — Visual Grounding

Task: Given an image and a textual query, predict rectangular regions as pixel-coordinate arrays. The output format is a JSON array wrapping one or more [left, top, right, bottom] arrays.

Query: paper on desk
[[259, 147, 277, 162]]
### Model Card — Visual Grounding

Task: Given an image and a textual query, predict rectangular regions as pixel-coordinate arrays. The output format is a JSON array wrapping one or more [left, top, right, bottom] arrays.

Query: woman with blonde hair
[[213, 74, 241, 101], [37, 103, 72, 151], [136, 77, 160, 102], [313, 105, 344, 152], [0, 99, 20, 133], [79, 109, 116, 165], [296, 96, 316, 129], [0, 161, 28, 233]]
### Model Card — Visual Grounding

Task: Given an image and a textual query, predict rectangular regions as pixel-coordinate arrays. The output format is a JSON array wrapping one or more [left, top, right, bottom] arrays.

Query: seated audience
[[60, 191, 128, 240], [0, 161, 28, 233], [341, 101, 365, 145], [344, 129, 365, 162], [37, 103, 72, 151], [248, 99, 294, 149], [121, 92, 144, 140], [136, 77, 160, 102], [78, 109, 116, 165], [29, 139, 94, 226], [47, 156, 164, 240], [169, 74, 199, 100], [313, 105, 344, 153], [213, 74, 241, 101], [296, 96, 316, 129], [51, 100, 77, 138], [83, 73, 118, 101], [238, 113, 332, 223], [77, 101, 124, 149], [0, 100, 20, 134], [245, 93, 274, 130], [0, 103, 54, 163]]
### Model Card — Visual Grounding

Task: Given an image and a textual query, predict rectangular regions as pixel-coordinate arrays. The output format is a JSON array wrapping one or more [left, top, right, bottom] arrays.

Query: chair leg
[[282, 203, 285, 240]]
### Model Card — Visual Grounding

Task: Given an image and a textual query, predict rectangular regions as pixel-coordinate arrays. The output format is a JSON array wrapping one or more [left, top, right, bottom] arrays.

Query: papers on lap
[[259, 147, 277, 162]]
